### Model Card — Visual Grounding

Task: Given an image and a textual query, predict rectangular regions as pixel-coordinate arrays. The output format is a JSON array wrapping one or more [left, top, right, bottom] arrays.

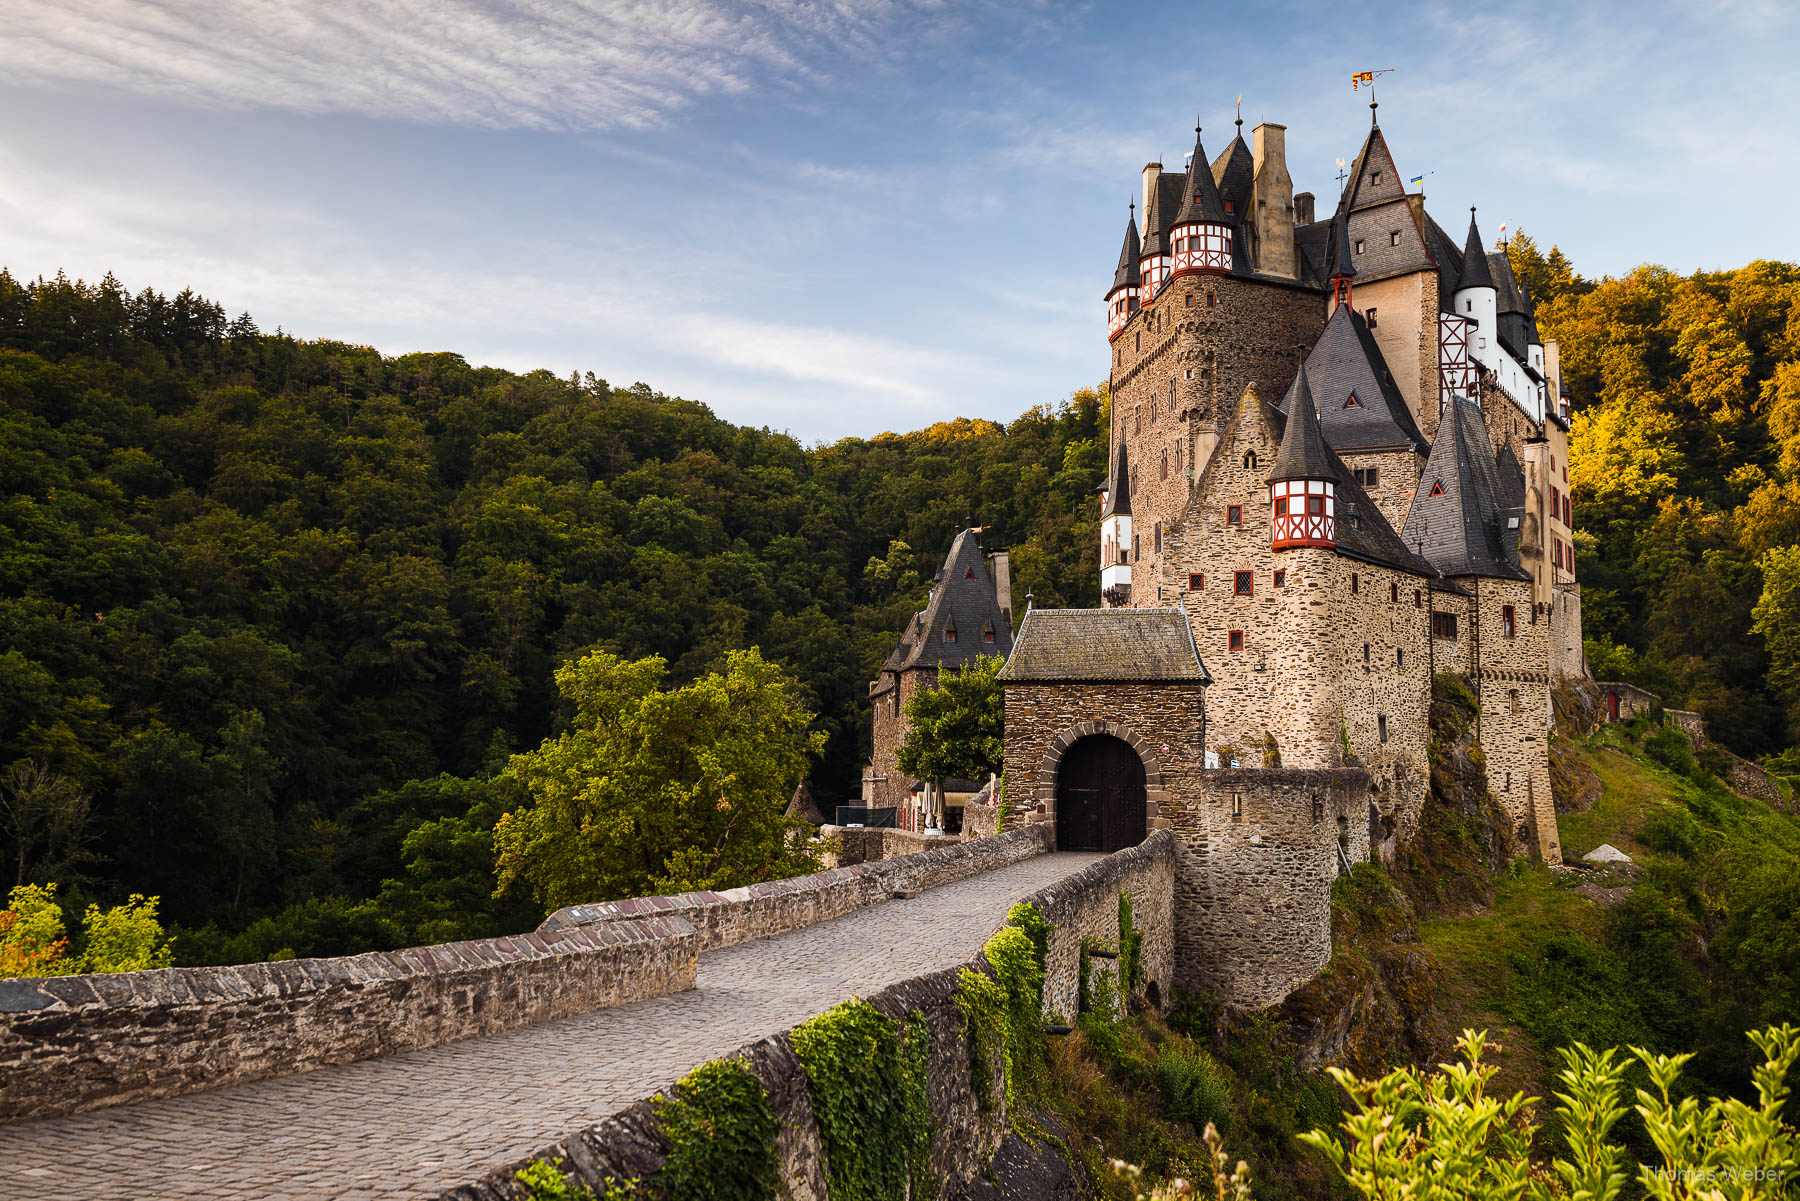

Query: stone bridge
[[0, 825, 1178, 1201]]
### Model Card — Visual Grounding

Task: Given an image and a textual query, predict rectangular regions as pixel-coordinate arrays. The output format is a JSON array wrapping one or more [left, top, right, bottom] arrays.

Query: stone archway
[[1056, 735, 1146, 852], [1035, 720, 1168, 849]]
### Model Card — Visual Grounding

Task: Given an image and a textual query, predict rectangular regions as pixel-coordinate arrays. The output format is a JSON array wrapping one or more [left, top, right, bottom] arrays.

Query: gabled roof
[[1456, 210, 1495, 291], [1401, 397, 1532, 581], [1342, 115, 1407, 212], [1269, 359, 1336, 483], [786, 783, 830, 827], [1101, 445, 1131, 517], [880, 530, 1017, 675], [998, 607, 1210, 684], [1278, 304, 1425, 452], [1212, 129, 1255, 220], [1110, 212, 1141, 296], [1173, 126, 1230, 226]]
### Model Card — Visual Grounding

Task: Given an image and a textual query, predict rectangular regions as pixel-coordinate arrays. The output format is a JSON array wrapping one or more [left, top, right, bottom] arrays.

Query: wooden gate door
[[1056, 735, 1147, 852]]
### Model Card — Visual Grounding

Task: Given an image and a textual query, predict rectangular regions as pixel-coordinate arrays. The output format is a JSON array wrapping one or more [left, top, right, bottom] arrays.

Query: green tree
[[493, 647, 825, 909], [895, 654, 1006, 784], [0, 760, 93, 886]]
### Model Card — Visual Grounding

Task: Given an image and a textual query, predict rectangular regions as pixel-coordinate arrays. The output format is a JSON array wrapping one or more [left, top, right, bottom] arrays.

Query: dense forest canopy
[[2, 244, 1797, 958]]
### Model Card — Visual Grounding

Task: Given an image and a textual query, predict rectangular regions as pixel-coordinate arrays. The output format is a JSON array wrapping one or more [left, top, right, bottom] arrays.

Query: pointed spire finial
[[1370, 98, 1379, 126]]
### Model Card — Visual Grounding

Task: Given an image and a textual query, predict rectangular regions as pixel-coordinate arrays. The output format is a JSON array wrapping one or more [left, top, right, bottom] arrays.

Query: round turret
[[1169, 125, 1234, 278], [1106, 205, 1141, 340], [1268, 360, 1336, 550]]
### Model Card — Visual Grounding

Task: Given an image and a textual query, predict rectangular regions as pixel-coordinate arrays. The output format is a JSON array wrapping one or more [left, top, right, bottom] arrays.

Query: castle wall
[[1108, 273, 1325, 601], [1345, 268, 1439, 439], [1175, 768, 1371, 1009], [1337, 448, 1423, 533], [869, 666, 934, 812]]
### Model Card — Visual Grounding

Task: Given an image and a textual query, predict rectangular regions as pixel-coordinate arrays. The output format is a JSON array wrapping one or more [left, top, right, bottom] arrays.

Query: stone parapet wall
[[441, 837, 1179, 1201], [961, 800, 1005, 842], [1016, 830, 1177, 1021], [0, 915, 699, 1124], [1596, 681, 1662, 721], [541, 825, 1054, 952], [832, 826, 963, 867]]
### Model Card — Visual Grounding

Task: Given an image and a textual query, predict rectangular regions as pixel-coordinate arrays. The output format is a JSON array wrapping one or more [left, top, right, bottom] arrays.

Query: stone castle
[[873, 100, 1588, 1007]]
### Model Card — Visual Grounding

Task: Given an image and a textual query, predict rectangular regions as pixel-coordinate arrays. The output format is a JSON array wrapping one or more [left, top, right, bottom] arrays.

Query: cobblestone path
[[0, 851, 1100, 1201]]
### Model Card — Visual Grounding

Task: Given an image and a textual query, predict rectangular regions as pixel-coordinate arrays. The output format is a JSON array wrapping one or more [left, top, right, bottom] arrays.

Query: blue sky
[[3, 0, 1795, 442]]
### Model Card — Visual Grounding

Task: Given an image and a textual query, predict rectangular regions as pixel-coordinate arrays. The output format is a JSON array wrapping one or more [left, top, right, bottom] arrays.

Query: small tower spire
[[1268, 359, 1338, 551], [1106, 203, 1143, 339], [1457, 207, 1495, 291], [1370, 97, 1379, 126], [1330, 202, 1356, 312]]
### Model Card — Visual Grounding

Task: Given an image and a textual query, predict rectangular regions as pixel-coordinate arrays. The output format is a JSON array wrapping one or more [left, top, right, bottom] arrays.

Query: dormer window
[[1365, 309, 1378, 329], [1344, 394, 1361, 408], [1430, 480, 1444, 497], [1372, 171, 1382, 185], [982, 623, 996, 644], [1224, 199, 1235, 213], [1389, 230, 1401, 246], [964, 567, 976, 579], [1354, 239, 1365, 255], [943, 625, 957, 643]]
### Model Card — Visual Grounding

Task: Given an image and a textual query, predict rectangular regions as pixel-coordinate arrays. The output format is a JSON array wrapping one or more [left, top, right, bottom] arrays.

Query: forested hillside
[[1510, 239, 1800, 761], [0, 269, 1101, 954], [4, 245, 1800, 959]]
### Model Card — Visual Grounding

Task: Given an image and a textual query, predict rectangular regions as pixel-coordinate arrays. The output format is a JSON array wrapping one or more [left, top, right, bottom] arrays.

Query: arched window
[[1243, 450, 1257, 469], [1160, 448, 1168, 481]]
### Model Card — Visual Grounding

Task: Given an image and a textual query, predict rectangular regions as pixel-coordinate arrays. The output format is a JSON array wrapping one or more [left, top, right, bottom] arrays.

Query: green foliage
[[0, 882, 174, 976], [655, 1058, 780, 1201], [954, 968, 1007, 1113], [0, 269, 1105, 956], [78, 892, 175, 972], [493, 647, 826, 910], [513, 1159, 636, 1201], [0, 882, 72, 977], [1150, 1044, 1232, 1136], [1079, 952, 1124, 1062], [894, 655, 1004, 785], [1643, 722, 1697, 776], [1300, 1025, 1800, 1201], [790, 1000, 931, 1201], [1119, 889, 1144, 995], [987, 908, 1050, 1114]]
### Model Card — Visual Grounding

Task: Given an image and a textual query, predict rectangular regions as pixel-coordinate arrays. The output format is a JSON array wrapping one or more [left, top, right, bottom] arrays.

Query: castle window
[[1228, 630, 1245, 652], [1345, 394, 1361, 408], [1390, 582, 1398, 603], [1224, 198, 1235, 214], [1154, 522, 1162, 554], [1185, 293, 1193, 308], [944, 625, 957, 643], [1366, 308, 1378, 328], [1397, 647, 1404, 666], [1353, 466, 1379, 487], [1275, 497, 1288, 517], [1273, 569, 1285, 588], [1378, 715, 1388, 743], [1160, 449, 1168, 481], [1372, 171, 1381, 185], [1414, 589, 1422, 607], [1244, 450, 1258, 470], [1466, 300, 1472, 313], [1201, 367, 1212, 384], [1432, 611, 1458, 639], [965, 567, 976, 579], [1354, 238, 1365, 255], [1389, 230, 1401, 246], [1176, 440, 1183, 471], [1363, 643, 1370, 663], [1350, 573, 1360, 594], [1227, 504, 1242, 525], [1505, 771, 1512, 792], [1234, 571, 1253, 596], [1189, 572, 1205, 591], [1232, 791, 1243, 820], [1508, 688, 1520, 714], [1133, 534, 1139, 560], [1134, 405, 1141, 434], [983, 624, 995, 644], [1312, 796, 1323, 823], [1429, 480, 1444, 497], [1307, 495, 1324, 516], [1502, 605, 1516, 638], [1207, 291, 1216, 308]]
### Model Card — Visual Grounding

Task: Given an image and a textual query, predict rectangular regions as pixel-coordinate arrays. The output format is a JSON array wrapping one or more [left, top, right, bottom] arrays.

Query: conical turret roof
[[1331, 203, 1356, 280], [1173, 125, 1230, 226], [1268, 360, 1337, 484], [1457, 209, 1495, 291], [1109, 211, 1141, 295]]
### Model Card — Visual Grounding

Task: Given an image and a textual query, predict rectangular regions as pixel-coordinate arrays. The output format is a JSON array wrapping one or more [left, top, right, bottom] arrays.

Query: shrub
[[1151, 1044, 1232, 1135], [0, 883, 72, 978], [1638, 807, 1705, 858], [79, 894, 175, 973], [1644, 724, 1696, 776]]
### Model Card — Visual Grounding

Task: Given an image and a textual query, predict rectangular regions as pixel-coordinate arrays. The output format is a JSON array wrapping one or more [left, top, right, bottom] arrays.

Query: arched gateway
[[1055, 734, 1147, 852]]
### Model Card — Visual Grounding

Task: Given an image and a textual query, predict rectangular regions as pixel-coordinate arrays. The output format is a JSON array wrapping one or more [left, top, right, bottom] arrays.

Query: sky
[[2, 0, 1796, 443]]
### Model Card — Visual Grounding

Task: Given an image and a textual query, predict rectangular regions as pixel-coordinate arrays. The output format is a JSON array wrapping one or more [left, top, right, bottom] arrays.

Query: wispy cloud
[[4, 0, 944, 131]]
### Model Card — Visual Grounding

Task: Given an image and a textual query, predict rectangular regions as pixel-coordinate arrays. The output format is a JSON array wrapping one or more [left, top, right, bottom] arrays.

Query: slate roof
[[1269, 360, 1336, 483], [1456, 210, 1495, 291], [1101, 445, 1131, 517], [1139, 171, 1183, 258], [1278, 304, 1426, 452], [1173, 126, 1230, 226], [878, 530, 1017, 675], [998, 607, 1210, 683], [1423, 213, 1465, 313], [1212, 130, 1255, 221], [786, 783, 830, 827], [1258, 397, 1438, 580], [1401, 397, 1532, 581], [1330, 204, 1357, 280], [1294, 219, 1332, 288], [1342, 117, 1407, 212], [1496, 442, 1526, 509], [1110, 213, 1141, 296]]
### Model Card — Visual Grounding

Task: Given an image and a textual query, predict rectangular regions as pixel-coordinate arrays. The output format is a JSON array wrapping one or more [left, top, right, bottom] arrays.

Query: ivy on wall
[[791, 999, 935, 1201], [1119, 890, 1144, 996]]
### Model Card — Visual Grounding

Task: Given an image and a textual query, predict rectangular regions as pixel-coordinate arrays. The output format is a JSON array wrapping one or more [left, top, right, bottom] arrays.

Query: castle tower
[[1100, 446, 1133, 604], [1328, 203, 1356, 313], [1268, 361, 1336, 549], [1106, 208, 1141, 340], [1139, 168, 1173, 302], [1168, 125, 1234, 277], [1452, 208, 1498, 377]]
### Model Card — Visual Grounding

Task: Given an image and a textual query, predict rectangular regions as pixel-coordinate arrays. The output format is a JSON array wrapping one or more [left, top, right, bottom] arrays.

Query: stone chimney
[[988, 551, 1013, 627], [1141, 161, 1162, 226], [1293, 191, 1315, 227], [1251, 123, 1296, 279]]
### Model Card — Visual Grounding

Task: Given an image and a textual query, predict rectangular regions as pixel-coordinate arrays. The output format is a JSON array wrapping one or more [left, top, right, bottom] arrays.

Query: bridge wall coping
[[540, 823, 1056, 952], [0, 914, 699, 1124]]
